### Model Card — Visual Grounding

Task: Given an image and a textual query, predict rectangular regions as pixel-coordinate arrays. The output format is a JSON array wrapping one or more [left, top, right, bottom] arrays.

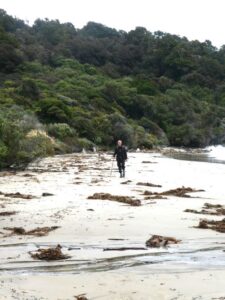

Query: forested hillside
[[1, 9, 225, 167]]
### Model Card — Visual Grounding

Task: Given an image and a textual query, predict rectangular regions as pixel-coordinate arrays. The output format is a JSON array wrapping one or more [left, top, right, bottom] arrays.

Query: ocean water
[[165, 145, 225, 164], [206, 145, 225, 161]]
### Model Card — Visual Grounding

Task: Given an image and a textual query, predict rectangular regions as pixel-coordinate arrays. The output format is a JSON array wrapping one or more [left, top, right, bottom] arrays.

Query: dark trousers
[[117, 159, 125, 173]]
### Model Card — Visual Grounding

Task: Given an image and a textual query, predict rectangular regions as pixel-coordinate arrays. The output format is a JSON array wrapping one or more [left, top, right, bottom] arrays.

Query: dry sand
[[0, 151, 225, 299]]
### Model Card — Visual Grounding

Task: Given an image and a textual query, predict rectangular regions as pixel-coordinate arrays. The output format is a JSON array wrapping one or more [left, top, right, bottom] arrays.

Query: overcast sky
[[1, 0, 224, 48]]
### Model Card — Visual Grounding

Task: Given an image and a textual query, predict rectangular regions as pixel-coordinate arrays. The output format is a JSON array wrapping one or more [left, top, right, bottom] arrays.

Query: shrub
[[47, 123, 76, 140], [18, 79, 40, 100], [0, 141, 8, 167], [77, 138, 94, 151], [0, 107, 54, 168], [18, 131, 55, 163]]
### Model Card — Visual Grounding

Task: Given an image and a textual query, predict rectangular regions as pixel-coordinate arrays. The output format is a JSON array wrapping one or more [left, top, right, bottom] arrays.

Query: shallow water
[[1, 236, 225, 276], [164, 146, 225, 165]]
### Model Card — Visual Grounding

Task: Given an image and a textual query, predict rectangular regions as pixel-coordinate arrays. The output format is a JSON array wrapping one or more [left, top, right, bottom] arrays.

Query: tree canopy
[[1, 10, 225, 167]]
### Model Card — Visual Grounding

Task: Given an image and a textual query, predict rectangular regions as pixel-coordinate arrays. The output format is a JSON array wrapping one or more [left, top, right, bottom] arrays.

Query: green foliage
[[77, 138, 94, 150], [0, 107, 54, 168], [0, 141, 8, 163], [80, 22, 120, 39], [167, 124, 205, 147], [1, 10, 225, 169], [18, 78, 40, 100], [47, 123, 76, 140], [37, 98, 72, 123], [18, 133, 55, 163], [0, 26, 23, 72]]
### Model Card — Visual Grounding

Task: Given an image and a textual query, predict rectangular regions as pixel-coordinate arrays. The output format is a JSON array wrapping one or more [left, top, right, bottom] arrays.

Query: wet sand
[[0, 152, 225, 299]]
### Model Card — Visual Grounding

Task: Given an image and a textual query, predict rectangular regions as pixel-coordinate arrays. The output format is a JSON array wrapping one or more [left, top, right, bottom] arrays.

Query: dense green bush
[[77, 138, 94, 151], [1, 10, 225, 169], [0, 107, 54, 168], [18, 133, 55, 163], [47, 123, 76, 140]]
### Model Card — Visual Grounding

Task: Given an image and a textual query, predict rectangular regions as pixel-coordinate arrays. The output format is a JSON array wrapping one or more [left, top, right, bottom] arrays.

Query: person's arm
[[113, 148, 117, 158], [124, 147, 127, 160]]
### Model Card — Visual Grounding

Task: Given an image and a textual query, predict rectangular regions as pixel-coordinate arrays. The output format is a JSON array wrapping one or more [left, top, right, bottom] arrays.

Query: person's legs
[[121, 160, 125, 177], [117, 160, 122, 177], [117, 159, 126, 178]]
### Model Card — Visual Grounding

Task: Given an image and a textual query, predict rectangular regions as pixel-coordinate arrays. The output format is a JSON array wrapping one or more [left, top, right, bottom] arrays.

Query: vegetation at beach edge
[[1, 9, 225, 167]]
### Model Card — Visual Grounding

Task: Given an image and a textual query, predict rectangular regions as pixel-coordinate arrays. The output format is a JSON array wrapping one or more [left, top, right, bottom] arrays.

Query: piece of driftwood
[[103, 247, 147, 251]]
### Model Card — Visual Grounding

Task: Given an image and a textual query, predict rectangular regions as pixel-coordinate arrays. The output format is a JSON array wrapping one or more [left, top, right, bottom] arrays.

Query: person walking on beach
[[113, 140, 127, 178]]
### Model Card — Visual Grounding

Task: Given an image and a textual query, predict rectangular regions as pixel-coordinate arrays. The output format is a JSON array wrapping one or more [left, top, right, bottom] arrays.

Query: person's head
[[117, 140, 122, 146]]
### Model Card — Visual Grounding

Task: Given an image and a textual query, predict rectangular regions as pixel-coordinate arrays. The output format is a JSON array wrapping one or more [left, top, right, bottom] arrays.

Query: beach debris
[[103, 247, 147, 251], [68, 247, 81, 251], [74, 294, 88, 300], [91, 179, 100, 184], [30, 244, 70, 261], [92, 167, 110, 171], [143, 191, 167, 200], [77, 164, 88, 172], [142, 161, 157, 164], [42, 192, 54, 197], [146, 235, 181, 248], [142, 191, 168, 199], [205, 203, 223, 209], [143, 187, 204, 200], [0, 191, 35, 199], [121, 180, 132, 184], [0, 211, 17, 216], [22, 173, 35, 177], [196, 219, 225, 233], [158, 187, 204, 197], [0, 171, 17, 177], [137, 182, 162, 188], [108, 238, 126, 241], [4, 226, 59, 236], [87, 193, 141, 206], [185, 203, 225, 216]]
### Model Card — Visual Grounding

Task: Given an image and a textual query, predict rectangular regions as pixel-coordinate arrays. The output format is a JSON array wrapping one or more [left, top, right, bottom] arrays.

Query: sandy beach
[[0, 151, 225, 300]]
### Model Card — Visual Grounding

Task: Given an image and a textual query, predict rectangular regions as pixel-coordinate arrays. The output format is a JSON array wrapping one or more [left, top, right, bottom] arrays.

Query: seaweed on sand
[[30, 244, 70, 261], [88, 193, 141, 206], [0, 211, 17, 216], [185, 203, 225, 216], [144, 187, 204, 200], [146, 235, 181, 248], [137, 182, 162, 188], [196, 219, 225, 233], [4, 226, 59, 236], [0, 191, 35, 199]]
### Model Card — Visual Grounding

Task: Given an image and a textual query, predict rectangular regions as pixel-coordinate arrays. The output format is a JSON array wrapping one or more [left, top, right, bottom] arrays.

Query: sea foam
[[206, 145, 225, 160]]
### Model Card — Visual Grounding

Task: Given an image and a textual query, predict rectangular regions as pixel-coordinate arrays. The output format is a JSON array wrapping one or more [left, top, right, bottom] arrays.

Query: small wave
[[206, 145, 225, 161]]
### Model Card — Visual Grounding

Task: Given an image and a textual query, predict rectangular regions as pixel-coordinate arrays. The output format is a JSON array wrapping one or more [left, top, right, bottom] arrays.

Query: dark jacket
[[114, 146, 127, 161]]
